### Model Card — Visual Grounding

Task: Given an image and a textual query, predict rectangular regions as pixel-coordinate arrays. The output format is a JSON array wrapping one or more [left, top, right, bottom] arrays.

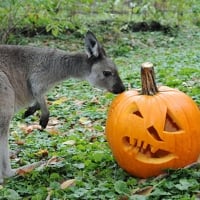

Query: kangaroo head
[[85, 31, 125, 94]]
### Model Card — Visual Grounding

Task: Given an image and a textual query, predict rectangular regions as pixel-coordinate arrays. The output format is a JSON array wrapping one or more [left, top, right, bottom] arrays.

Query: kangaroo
[[0, 31, 125, 183]]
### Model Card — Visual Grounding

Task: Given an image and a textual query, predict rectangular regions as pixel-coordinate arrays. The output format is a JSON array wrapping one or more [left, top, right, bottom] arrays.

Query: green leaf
[[73, 163, 85, 169], [114, 180, 130, 195], [175, 179, 198, 191], [50, 181, 61, 190], [91, 151, 105, 163], [3, 189, 20, 200]]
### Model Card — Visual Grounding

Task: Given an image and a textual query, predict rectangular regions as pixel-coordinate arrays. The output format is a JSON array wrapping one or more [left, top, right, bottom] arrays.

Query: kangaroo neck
[[39, 53, 91, 85], [60, 53, 92, 79]]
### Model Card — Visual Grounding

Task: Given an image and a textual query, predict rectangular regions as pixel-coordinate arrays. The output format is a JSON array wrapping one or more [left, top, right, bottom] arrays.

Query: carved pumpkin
[[106, 62, 200, 178]]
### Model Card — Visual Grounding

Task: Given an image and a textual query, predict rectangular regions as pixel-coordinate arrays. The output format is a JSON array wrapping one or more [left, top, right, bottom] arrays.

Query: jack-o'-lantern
[[106, 62, 200, 178]]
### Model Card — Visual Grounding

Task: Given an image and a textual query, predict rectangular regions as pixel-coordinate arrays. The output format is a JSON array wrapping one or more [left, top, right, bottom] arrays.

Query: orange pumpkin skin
[[106, 86, 200, 178]]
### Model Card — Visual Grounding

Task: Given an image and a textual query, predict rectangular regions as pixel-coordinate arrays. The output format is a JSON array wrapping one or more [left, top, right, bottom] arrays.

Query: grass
[[0, 25, 200, 199]]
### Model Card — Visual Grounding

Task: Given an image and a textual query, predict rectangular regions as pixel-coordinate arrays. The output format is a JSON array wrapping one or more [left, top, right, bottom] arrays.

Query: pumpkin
[[105, 62, 200, 178]]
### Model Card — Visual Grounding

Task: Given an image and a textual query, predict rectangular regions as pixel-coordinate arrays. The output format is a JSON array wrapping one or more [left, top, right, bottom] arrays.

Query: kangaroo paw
[[0, 161, 46, 183], [39, 116, 49, 129], [2, 169, 17, 182]]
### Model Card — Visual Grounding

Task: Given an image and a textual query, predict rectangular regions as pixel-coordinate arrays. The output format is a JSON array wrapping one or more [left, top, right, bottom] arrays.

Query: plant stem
[[141, 62, 158, 95]]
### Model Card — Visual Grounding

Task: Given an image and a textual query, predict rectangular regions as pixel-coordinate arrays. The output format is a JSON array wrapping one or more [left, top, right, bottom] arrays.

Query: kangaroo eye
[[103, 71, 112, 77]]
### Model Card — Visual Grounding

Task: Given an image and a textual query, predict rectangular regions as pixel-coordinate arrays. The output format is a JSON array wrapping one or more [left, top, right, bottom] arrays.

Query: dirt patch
[[124, 21, 178, 35]]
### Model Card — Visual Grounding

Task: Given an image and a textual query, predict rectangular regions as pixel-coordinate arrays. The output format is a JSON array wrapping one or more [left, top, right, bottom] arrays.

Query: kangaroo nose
[[112, 83, 125, 94]]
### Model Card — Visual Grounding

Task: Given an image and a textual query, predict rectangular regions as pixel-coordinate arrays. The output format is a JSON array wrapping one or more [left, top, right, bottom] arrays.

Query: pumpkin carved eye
[[133, 110, 143, 118], [164, 112, 181, 132], [106, 62, 200, 178]]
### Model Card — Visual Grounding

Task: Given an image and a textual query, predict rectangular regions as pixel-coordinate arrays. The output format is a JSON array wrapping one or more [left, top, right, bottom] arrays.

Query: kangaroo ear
[[85, 31, 105, 58]]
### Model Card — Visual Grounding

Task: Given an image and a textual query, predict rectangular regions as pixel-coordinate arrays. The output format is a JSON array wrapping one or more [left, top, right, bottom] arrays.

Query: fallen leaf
[[60, 179, 76, 189], [46, 156, 63, 166], [46, 127, 60, 135], [62, 140, 76, 146], [132, 186, 154, 196], [79, 117, 91, 125], [89, 132, 104, 142], [74, 100, 85, 106], [47, 117, 61, 126], [35, 149, 49, 157], [17, 161, 45, 176], [20, 124, 42, 134], [118, 196, 129, 200], [91, 97, 100, 104], [15, 140, 25, 145], [10, 150, 19, 159], [19, 124, 28, 132], [52, 97, 68, 105], [137, 178, 146, 185]]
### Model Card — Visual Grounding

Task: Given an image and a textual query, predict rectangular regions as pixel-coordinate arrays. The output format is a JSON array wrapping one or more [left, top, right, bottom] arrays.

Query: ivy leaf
[[91, 151, 105, 162], [114, 180, 130, 195], [175, 179, 198, 191], [3, 189, 20, 200]]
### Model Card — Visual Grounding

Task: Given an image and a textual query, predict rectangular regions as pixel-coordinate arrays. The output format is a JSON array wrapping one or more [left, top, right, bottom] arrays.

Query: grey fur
[[0, 31, 125, 183]]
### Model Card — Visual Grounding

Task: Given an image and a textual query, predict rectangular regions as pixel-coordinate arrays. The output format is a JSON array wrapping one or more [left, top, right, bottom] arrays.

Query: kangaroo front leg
[[36, 96, 49, 129], [23, 102, 40, 118], [29, 77, 50, 129]]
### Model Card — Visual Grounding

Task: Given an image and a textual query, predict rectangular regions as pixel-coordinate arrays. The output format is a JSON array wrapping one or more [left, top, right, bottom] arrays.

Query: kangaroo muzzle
[[111, 82, 125, 94]]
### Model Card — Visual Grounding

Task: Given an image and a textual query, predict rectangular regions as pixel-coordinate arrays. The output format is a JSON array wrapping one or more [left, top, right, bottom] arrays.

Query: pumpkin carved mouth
[[123, 136, 176, 163]]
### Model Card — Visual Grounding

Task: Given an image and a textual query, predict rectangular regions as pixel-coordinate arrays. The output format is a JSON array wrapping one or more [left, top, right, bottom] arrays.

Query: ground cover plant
[[0, 0, 200, 199]]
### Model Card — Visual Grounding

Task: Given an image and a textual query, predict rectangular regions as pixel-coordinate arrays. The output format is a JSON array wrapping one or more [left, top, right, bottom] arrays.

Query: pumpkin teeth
[[142, 142, 148, 149], [133, 138, 137, 146], [137, 140, 143, 148], [133, 139, 159, 156], [133, 146, 140, 154], [123, 137, 171, 159], [137, 143, 171, 158], [151, 146, 158, 153]]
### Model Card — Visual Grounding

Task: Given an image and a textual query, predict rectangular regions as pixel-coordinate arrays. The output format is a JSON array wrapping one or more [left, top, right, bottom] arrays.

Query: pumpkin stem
[[141, 62, 158, 95]]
